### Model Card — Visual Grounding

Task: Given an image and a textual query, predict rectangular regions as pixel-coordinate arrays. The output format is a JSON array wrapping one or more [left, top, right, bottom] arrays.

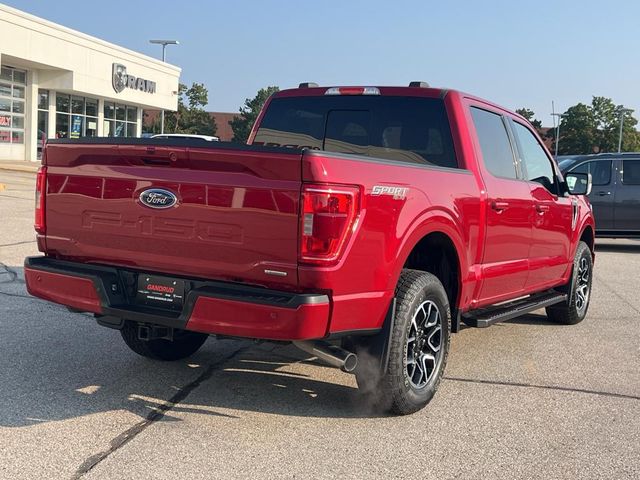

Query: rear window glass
[[253, 96, 458, 168]]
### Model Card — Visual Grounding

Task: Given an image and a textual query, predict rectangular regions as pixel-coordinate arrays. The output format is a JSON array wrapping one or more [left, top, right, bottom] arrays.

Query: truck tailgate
[[42, 141, 303, 289]]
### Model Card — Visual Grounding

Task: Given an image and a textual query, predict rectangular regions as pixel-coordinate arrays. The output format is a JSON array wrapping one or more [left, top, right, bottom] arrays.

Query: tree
[[231, 86, 280, 143], [550, 103, 595, 155], [150, 82, 217, 136], [546, 97, 640, 155], [515, 108, 543, 130]]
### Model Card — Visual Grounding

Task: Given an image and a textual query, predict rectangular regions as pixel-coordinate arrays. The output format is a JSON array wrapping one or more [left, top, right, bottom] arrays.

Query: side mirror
[[565, 172, 592, 196]]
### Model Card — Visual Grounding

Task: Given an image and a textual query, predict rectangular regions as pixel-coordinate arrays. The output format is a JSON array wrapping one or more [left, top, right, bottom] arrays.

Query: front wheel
[[546, 241, 593, 325], [356, 269, 451, 415]]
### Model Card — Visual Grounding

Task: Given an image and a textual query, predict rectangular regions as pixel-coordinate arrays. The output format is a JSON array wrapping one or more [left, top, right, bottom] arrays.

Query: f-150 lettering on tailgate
[[81, 210, 243, 244]]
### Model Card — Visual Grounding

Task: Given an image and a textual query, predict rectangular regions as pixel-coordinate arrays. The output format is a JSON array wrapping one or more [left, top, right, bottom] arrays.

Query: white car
[[151, 134, 220, 141]]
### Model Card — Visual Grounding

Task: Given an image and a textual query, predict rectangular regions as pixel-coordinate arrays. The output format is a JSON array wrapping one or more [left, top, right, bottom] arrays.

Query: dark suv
[[559, 153, 640, 237]]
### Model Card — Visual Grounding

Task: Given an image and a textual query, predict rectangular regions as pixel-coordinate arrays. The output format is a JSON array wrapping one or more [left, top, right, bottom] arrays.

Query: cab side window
[[570, 161, 612, 186], [470, 107, 518, 179], [512, 122, 557, 194]]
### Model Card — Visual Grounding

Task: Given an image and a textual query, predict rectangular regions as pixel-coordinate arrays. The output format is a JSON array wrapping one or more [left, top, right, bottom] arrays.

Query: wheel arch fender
[[389, 208, 468, 310], [574, 199, 596, 258]]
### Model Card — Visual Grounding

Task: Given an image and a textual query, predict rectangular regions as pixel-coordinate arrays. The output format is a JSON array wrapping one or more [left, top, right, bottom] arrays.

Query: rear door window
[[470, 107, 518, 179], [622, 160, 640, 185], [253, 96, 458, 168], [570, 161, 612, 186]]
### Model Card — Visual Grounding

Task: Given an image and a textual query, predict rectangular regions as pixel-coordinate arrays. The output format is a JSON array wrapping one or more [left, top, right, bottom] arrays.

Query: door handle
[[491, 200, 509, 212], [535, 204, 550, 214], [597, 191, 611, 196]]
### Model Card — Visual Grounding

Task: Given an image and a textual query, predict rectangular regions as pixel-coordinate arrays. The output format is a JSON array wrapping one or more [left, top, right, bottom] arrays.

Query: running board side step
[[461, 291, 567, 328]]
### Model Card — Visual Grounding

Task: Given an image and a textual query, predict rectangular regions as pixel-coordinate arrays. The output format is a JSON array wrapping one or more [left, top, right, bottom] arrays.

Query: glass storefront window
[[115, 121, 126, 137], [13, 70, 26, 85], [115, 104, 126, 121], [55, 94, 101, 139], [56, 94, 70, 113], [126, 106, 137, 122], [86, 98, 97, 117], [71, 96, 85, 114], [0, 66, 27, 144], [56, 113, 69, 138], [0, 67, 11, 81], [104, 102, 115, 119], [104, 119, 114, 137], [38, 90, 49, 110], [37, 110, 48, 158], [86, 117, 98, 137], [12, 131, 24, 144], [37, 90, 50, 159], [102, 102, 137, 137]]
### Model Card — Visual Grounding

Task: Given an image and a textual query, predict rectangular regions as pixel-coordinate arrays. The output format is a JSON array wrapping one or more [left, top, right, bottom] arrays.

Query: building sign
[[112, 63, 156, 94], [0, 114, 10, 127], [70, 115, 82, 139]]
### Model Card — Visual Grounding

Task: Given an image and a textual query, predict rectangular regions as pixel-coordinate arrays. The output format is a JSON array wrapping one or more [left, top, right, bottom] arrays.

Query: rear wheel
[[120, 322, 208, 361], [546, 241, 593, 325], [355, 269, 451, 415]]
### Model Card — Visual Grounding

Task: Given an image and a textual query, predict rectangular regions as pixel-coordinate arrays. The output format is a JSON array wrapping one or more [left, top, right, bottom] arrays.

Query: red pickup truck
[[25, 83, 595, 415]]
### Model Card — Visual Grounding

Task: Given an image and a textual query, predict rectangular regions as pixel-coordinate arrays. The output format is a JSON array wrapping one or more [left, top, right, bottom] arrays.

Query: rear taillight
[[35, 166, 46, 234], [299, 184, 360, 265]]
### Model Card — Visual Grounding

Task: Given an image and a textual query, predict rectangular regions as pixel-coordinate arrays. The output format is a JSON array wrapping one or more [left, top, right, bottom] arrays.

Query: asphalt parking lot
[[1, 168, 639, 479]]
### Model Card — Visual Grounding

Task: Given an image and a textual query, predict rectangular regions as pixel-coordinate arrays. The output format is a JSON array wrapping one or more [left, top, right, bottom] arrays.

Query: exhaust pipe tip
[[342, 352, 358, 373], [293, 340, 358, 373]]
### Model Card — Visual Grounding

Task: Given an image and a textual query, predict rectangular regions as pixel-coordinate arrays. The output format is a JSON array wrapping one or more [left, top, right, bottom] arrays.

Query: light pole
[[617, 106, 633, 153], [551, 113, 567, 157], [149, 39, 179, 134]]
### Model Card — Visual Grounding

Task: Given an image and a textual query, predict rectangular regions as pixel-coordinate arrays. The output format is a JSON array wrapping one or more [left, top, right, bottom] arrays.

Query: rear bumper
[[24, 256, 330, 341]]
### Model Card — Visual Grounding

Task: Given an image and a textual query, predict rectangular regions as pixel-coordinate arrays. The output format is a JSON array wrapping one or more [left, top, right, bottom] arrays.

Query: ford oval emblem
[[139, 188, 177, 209]]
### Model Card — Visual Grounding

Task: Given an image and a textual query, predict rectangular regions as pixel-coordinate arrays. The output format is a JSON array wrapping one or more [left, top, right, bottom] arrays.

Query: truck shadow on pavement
[[0, 267, 386, 427]]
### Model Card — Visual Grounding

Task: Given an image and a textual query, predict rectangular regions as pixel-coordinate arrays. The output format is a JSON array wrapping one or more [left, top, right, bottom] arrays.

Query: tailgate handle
[[141, 149, 179, 166], [142, 157, 172, 166]]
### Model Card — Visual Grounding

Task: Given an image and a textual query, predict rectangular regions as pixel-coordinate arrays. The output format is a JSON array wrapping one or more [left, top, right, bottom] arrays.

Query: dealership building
[[0, 4, 180, 162]]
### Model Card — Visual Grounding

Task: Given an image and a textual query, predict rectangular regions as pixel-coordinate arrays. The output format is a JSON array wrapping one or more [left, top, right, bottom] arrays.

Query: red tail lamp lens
[[35, 166, 47, 234], [300, 184, 360, 264]]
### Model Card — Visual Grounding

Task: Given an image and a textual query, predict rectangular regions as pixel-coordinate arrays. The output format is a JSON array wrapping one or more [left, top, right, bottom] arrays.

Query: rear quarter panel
[[300, 150, 482, 333]]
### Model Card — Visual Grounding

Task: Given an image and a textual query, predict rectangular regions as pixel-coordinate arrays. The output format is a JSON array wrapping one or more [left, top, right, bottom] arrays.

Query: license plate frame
[[136, 274, 185, 311]]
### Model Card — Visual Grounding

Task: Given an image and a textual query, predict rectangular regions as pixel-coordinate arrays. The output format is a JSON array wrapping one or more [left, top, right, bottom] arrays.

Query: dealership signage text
[[112, 63, 156, 94]]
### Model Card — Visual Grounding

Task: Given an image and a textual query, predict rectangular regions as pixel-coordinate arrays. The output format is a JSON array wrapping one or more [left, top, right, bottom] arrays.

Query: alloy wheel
[[575, 256, 591, 315], [405, 300, 442, 389]]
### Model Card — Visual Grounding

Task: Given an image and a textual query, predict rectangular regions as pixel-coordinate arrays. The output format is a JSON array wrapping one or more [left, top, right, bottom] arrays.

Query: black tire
[[120, 322, 208, 361], [356, 269, 451, 415], [546, 241, 593, 325]]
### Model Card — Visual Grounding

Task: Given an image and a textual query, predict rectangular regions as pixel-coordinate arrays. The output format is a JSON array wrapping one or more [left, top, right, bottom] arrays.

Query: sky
[[5, 0, 640, 126]]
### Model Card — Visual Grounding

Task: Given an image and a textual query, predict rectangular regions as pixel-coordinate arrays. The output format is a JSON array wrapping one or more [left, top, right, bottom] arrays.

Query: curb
[[0, 163, 39, 174]]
